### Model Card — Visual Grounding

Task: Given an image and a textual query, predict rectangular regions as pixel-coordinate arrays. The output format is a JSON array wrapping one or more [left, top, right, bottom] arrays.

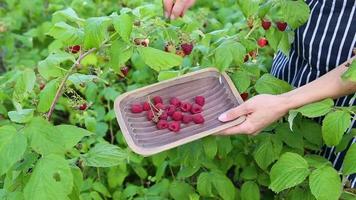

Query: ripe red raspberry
[[168, 121, 181, 132], [143, 102, 150, 111], [241, 93, 249, 101], [180, 102, 192, 112], [157, 120, 169, 130], [131, 104, 143, 113], [69, 45, 81, 54], [276, 21, 287, 31], [191, 104, 203, 114], [159, 111, 168, 120], [181, 43, 193, 55], [261, 19, 271, 30], [170, 97, 181, 107], [153, 96, 163, 105], [79, 103, 87, 111], [258, 38, 268, 47], [172, 111, 183, 121], [147, 110, 154, 121], [195, 96, 205, 106], [182, 115, 193, 124], [155, 103, 166, 110], [120, 66, 130, 77], [193, 114, 205, 124], [166, 105, 176, 116]]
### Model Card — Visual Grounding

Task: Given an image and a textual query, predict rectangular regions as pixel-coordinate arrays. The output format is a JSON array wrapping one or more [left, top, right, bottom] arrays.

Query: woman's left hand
[[217, 94, 290, 135]]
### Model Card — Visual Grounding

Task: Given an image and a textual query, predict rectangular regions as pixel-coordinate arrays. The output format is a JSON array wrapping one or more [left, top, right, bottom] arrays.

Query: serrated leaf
[[293, 98, 334, 118], [8, 109, 34, 123], [322, 110, 351, 146], [203, 136, 217, 159], [240, 181, 260, 200], [13, 69, 36, 102], [37, 79, 59, 113], [38, 52, 74, 80], [255, 74, 292, 94], [177, 166, 200, 179], [112, 13, 133, 43], [0, 125, 27, 176], [24, 154, 73, 200], [253, 134, 283, 170], [237, 0, 259, 18], [266, 27, 283, 51], [231, 71, 251, 93], [304, 155, 331, 169], [214, 40, 246, 72], [278, 32, 291, 56], [83, 17, 111, 49], [281, 0, 310, 29], [47, 22, 84, 45], [295, 119, 323, 148], [68, 73, 98, 86], [309, 166, 342, 200], [138, 47, 183, 72], [287, 187, 316, 200], [52, 8, 84, 25], [169, 181, 195, 200], [109, 40, 133, 71], [82, 143, 127, 167], [55, 125, 92, 151], [269, 152, 309, 193], [158, 70, 180, 82], [211, 172, 236, 200], [275, 123, 304, 150], [197, 172, 213, 197], [342, 60, 356, 81], [343, 143, 356, 175]]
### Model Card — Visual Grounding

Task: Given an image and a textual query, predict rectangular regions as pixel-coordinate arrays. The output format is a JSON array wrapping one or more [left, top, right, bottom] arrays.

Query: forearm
[[281, 56, 356, 110]]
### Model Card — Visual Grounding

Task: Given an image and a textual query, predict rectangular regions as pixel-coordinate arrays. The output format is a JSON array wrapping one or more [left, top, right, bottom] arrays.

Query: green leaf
[[295, 119, 323, 148], [253, 134, 283, 170], [169, 181, 195, 200], [47, 22, 84, 45], [214, 40, 246, 72], [138, 47, 183, 72], [8, 109, 34, 123], [68, 73, 98, 86], [0, 125, 27, 176], [275, 123, 303, 150], [83, 17, 111, 49], [240, 165, 257, 181], [293, 98, 334, 118], [177, 166, 200, 179], [109, 40, 133, 71], [304, 155, 331, 169], [203, 136, 217, 159], [92, 182, 111, 197], [240, 181, 260, 200], [13, 69, 36, 102], [38, 51, 74, 80], [158, 70, 180, 82], [322, 110, 351, 146], [37, 79, 59, 113], [281, 0, 310, 29], [55, 125, 92, 151], [342, 60, 356, 81], [197, 172, 213, 197], [335, 130, 356, 152], [278, 32, 292, 56], [287, 187, 316, 200], [24, 154, 73, 200], [266, 27, 283, 51], [231, 71, 251, 93], [211, 172, 236, 200], [24, 117, 65, 155], [52, 8, 84, 25], [309, 166, 342, 200], [343, 143, 356, 175], [269, 152, 310, 193], [255, 74, 292, 95], [237, 0, 259, 18], [82, 143, 127, 167], [112, 13, 133, 43]]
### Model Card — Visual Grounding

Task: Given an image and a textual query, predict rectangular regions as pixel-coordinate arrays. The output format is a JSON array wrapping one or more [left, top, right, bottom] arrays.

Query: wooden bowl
[[114, 68, 246, 156]]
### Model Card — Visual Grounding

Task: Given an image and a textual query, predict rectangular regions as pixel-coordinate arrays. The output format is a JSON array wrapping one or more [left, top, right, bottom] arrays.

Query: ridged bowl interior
[[118, 70, 241, 149]]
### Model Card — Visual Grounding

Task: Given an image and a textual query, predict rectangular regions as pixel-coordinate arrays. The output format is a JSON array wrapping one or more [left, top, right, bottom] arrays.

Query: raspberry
[[155, 103, 166, 110], [168, 121, 181, 132], [131, 104, 143, 113], [180, 102, 192, 112], [120, 66, 130, 77], [153, 96, 163, 105], [193, 114, 205, 124], [143, 102, 150, 111], [170, 97, 181, 107], [195, 96, 205, 106], [241, 93, 249, 101], [166, 105, 176, 116], [276, 21, 287, 31], [157, 120, 169, 130], [79, 103, 87, 111], [181, 43, 193, 55], [69, 45, 81, 54], [191, 104, 203, 114], [261, 19, 271, 30], [172, 111, 183, 121], [147, 110, 154, 121], [159, 111, 168, 120], [258, 38, 268, 48], [182, 115, 193, 124]]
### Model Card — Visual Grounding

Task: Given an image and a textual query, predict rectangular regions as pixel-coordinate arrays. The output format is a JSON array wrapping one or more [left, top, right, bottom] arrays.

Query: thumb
[[218, 104, 250, 122]]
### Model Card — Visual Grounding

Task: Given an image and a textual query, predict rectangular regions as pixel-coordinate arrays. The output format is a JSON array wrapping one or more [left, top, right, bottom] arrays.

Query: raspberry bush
[[0, 0, 356, 200]]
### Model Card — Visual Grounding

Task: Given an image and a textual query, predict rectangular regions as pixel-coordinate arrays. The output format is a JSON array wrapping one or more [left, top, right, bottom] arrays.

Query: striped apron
[[270, 0, 356, 188]]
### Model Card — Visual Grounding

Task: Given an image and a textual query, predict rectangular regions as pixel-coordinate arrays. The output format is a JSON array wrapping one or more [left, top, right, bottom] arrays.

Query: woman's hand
[[163, 0, 196, 20], [217, 94, 290, 135]]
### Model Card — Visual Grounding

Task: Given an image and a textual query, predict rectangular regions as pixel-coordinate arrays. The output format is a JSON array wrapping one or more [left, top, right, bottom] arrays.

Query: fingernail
[[218, 113, 227, 122], [165, 12, 169, 18]]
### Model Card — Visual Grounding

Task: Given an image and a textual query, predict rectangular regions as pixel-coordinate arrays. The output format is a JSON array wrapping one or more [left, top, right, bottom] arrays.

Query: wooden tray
[[114, 68, 246, 156]]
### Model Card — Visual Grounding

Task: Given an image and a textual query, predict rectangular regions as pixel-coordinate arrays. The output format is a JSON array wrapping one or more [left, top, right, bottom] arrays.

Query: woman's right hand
[[163, 0, 196, 20]]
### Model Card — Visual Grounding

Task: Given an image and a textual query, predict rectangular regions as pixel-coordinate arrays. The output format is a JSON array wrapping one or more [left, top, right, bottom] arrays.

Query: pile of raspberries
[[130, 96, 205, 132]]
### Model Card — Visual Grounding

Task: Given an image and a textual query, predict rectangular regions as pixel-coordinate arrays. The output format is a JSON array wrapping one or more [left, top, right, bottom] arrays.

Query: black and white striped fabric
[[270, 0, 356, 188]]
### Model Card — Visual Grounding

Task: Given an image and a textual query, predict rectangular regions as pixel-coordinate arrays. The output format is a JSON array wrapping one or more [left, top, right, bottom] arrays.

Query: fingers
[[170, 0, 186, 20], [215, 120, 260, 136], [163, 0, 174, 18], [218, 104, 250, 122]]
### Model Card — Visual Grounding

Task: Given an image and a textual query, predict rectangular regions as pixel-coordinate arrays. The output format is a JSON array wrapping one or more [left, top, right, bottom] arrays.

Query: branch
[[46, 47, 97, 121]]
